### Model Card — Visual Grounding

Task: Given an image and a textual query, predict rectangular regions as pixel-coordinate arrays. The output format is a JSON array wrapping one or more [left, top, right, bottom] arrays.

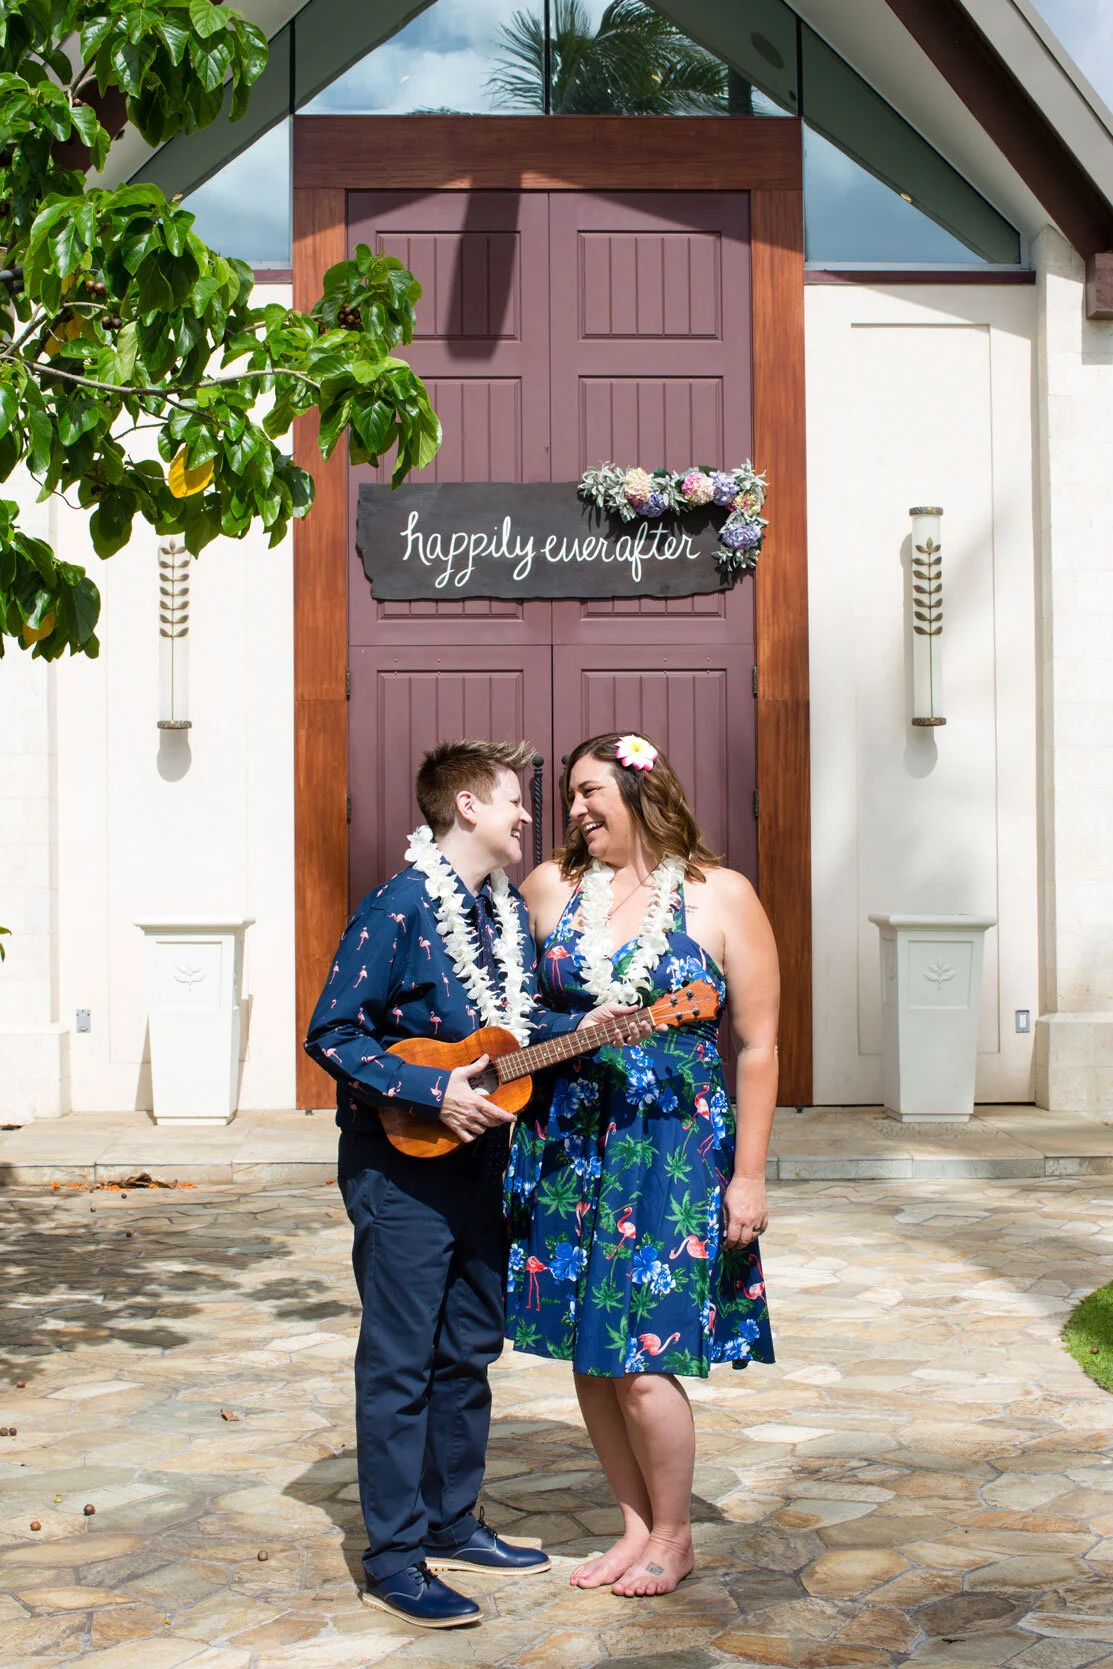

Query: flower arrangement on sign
[[578, 462, 768, 578]]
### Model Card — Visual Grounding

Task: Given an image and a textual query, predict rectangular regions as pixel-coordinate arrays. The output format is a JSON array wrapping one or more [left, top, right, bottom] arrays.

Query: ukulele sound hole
[[474, 1068, 500, 1095]]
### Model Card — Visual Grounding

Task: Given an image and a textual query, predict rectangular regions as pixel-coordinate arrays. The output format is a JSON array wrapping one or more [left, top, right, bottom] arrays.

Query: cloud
[[303, 0, 537, 113], [182, 122, 291, 266]]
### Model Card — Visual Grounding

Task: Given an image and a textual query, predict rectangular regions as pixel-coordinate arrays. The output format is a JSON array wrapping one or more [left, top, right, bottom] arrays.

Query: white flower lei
[[576, 856, 686, 1004], [404, 824, 533, 1044]]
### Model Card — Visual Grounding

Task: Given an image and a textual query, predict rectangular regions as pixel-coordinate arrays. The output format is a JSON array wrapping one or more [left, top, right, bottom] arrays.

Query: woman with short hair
[[505, 732, 778, 1597]]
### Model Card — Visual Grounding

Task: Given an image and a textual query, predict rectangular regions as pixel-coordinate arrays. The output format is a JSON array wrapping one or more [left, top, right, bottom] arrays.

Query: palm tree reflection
[[488, 0, 751, 115]]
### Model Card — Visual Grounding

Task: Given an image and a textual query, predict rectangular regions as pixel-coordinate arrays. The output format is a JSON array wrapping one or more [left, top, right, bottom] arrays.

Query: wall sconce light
[[157, 539, 191, 730], [909, 506, 945, 727]]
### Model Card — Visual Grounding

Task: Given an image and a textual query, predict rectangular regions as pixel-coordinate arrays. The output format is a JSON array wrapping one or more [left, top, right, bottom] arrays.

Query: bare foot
[[570, 1530, 650, 1589], [610, 1533, 695, 1597]]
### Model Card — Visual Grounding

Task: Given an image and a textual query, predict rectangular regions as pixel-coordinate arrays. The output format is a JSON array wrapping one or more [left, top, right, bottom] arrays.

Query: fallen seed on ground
[[0, 1428, 8, 1437], [83, 1503, 95, 1515], [257, 1550, 269, 1561], [1092, 1345, 1100, 1354], [125, 1231, 132, 1238], [30, 1521, 40, 1531], [15, 1380, 25, 1388], [8, 1427, 16, 1435]]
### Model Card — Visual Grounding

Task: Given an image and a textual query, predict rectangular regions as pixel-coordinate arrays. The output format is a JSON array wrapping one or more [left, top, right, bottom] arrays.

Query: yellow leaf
[[168, 449, 214, 498], [21, 611, 55, 646], [44, 317, 82, 358]]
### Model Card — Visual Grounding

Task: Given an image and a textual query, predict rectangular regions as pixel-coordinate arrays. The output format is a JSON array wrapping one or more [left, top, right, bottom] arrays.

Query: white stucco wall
[[806, 280, 1040, 1106], [0, 491, 69, 1118], [1033, 229, 1113, 1111], [0, 283, 296, 1116], [3, 271, 1097, 1118]]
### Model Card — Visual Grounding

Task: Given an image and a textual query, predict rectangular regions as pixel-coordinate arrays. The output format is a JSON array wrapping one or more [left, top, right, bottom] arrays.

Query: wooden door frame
[[292, 115, 811, 1107]]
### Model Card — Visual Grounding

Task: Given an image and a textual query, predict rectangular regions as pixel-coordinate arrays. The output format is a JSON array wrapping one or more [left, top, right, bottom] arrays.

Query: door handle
[[531, 754, 545, 868]]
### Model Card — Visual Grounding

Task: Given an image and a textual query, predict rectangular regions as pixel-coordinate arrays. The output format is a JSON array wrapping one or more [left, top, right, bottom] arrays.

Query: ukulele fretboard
[[495, 1008, 655, 1083]]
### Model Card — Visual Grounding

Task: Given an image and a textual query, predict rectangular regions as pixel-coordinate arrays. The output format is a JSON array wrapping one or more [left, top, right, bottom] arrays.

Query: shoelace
[[412, 1559, 434, 1589]]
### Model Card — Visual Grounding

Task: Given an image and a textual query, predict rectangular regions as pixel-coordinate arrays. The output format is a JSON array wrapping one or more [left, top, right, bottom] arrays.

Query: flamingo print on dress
[[502, 875, 775, 1378], [525, 1256, 548, 1309], [546, 944, 572, 992], [639, 1331, 681, 1357], [418, 936, 432, 959], [606, 1205, 636, 1259]]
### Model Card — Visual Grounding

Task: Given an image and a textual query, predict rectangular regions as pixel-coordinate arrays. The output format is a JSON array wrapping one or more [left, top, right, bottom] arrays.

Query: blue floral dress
[[504, 885, 774, 1378]]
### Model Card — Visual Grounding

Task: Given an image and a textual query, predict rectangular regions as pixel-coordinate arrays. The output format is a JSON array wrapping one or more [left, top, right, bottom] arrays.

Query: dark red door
[[347, 189, 756, 893]]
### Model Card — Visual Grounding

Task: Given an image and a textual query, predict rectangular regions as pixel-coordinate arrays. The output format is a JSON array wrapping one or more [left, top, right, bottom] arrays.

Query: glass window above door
[[140, 0, 1025, 271], [301, 0, 789, 118]]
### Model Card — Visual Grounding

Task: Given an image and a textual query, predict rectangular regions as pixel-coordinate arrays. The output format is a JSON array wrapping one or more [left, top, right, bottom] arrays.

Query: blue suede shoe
[[426, 1508, 552, 1576], [361, 1561, 481, 1628]]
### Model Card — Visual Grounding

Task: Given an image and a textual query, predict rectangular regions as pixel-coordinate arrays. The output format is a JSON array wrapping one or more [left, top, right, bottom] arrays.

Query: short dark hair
[[416, 739, 535, 836]]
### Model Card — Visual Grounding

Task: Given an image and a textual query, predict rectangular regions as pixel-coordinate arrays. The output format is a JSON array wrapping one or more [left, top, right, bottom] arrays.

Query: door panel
[[349, 647, 554, 901], [549, 193, 753, 654], [347, 191, 552, 655], [553, 648, 756, 883], [347, 188, 755, 898]]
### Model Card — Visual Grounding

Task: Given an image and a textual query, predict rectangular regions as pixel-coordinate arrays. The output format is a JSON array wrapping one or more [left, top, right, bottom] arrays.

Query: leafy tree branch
[[0, 0, 441, 662]]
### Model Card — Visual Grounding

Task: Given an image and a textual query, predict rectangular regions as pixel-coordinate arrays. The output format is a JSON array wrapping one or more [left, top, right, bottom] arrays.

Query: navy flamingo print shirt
[[305, 866, 581, 1128]]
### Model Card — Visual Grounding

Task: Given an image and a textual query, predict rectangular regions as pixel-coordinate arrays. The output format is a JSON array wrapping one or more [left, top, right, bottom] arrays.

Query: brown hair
[[557, 733, 720, 881], [416, 738, 535, 836]]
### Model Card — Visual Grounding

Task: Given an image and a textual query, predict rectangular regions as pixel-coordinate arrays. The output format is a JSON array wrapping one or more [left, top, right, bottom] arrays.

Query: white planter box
[[868, 913, 997, 1122], [135, 918, 254, 1126]]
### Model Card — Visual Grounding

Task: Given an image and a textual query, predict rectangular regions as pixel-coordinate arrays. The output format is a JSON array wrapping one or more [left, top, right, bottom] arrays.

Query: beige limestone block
[[16, 1585, 129, 1611], [837, 1605, 920, 1651], [0, 1613, 86, 1658], [966, 1555, 1092, 1590], [899, 1541, 999, 1571], [78, 1640, 220, 1668], [710, 1628, 890, 1665], [0, 1532, 142, 1566], [801, 1548, 909, 1597], [512, 1630, 602, 1668]]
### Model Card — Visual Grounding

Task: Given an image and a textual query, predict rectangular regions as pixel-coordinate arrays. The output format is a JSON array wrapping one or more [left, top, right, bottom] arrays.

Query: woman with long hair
[[504, 732, 778, 1597]]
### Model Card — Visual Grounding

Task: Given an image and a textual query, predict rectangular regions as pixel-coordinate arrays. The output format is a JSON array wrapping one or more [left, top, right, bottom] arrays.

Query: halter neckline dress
[[505, 880, 774, 1378]]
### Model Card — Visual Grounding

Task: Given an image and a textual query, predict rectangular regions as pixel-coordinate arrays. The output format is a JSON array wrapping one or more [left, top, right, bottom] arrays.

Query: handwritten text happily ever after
[[399, 507, 700, 589], [356, 482, 730, 601]]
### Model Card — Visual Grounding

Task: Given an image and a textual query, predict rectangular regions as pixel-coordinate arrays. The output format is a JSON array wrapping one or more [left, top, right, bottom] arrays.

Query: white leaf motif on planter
[[173, 961, 206, 988], [922, 958, 955, 987]]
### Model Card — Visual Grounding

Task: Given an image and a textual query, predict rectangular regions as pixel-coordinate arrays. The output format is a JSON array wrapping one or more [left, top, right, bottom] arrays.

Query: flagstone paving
[[2, 1177, 1113, 1668]]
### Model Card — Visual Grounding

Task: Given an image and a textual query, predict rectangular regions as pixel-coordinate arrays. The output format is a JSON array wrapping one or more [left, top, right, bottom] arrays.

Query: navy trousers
[[338, 1126, 506, 1583]]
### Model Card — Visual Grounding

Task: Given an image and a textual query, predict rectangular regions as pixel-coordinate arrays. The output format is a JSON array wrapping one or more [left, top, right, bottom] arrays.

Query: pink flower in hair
[[616, 734, 658, 771]]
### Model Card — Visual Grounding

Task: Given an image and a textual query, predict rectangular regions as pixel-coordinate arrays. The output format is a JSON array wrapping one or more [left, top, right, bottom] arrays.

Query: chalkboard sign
[[356, 482, 733, 601]]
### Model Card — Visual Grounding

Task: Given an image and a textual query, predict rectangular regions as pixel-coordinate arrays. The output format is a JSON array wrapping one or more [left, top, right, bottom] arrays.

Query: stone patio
[[3, 1175, 1113, 1666], [2, 1105, 1111, 1187]]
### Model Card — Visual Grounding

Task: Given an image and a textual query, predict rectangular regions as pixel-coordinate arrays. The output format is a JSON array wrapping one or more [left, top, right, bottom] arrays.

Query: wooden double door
[[347, 188, 757, 897]]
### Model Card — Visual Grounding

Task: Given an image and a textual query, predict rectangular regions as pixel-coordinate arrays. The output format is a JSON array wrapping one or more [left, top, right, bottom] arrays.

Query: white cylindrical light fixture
[[157, 539, 191, 730], [909, 506, 944, 727]]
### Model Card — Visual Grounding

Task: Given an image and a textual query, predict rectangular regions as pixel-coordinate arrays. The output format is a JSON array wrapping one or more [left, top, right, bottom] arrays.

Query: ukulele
[[377, 980, 719, 1158]]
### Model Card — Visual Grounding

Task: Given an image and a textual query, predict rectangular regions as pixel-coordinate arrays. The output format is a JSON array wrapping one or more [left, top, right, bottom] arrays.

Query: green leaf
[[50, 217, 82, 278], [114, 320, 139, 382], [189, 0, 230, 40], [155, 16, 191, 65], [0, 384, 18, 441], [26, 408, 53, 476]]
